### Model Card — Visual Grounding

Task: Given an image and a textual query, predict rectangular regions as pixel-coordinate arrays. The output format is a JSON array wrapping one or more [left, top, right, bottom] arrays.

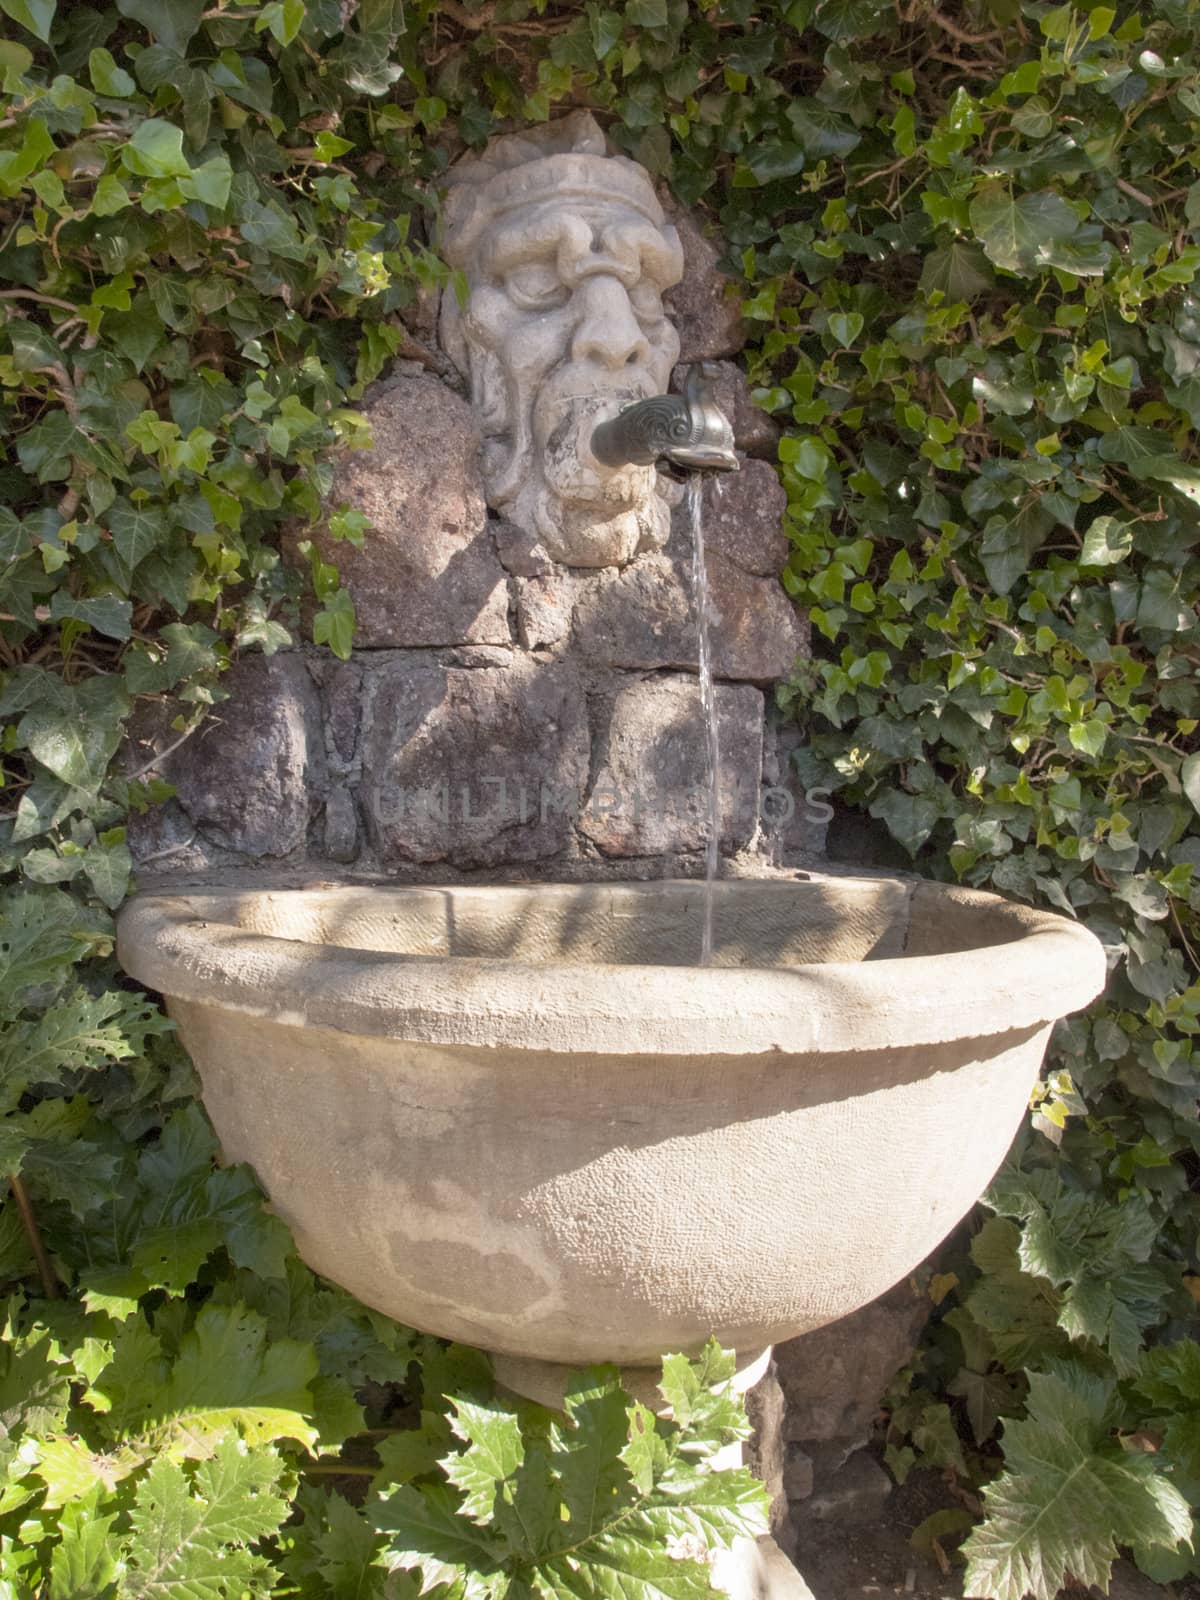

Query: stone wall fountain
[[116, 112, 1108, 1599]]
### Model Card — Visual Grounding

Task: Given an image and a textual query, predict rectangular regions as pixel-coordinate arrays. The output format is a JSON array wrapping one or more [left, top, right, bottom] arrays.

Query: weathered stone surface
[[782, 1444, 814, 1503], [760, 718, 830, 863], [775, 1275, 931, 1446], [440, 112, 679, 568], [662, 205, 746, 360], [746, 1367, 790, 1541], [705, 553, 807, 682], [516, 573, 574, 651], [139, 656, 322, 860], [324, 784, 359, 863], [579, 674, 763, 857], [361, 657, 589, 867], [493, 519, 555, 578], [700, 461, 789, 576], [792, 1451, 892, 1524], [312, 659, 363, 767], [302, 375, 510, 648], [674, 361, 781, 460], [573, 547, 805, 683]]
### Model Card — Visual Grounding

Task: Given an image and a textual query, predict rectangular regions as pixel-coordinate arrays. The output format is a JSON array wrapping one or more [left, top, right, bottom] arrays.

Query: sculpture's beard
[[482, 360, 674, 569]]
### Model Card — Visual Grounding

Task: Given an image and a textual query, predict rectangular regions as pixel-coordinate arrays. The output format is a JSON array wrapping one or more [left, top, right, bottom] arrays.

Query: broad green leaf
[[968, 186, 1081, 274], [49, 1488, 120, 1599], [920, 242, 993, 302], [95, 1302, 318, 1458], [963, 1364, 1193, 1600], [116, 0, 203, 51], [123, 1438, 290, 1599], [0, 0, 54, 42], [443, 1397, 525, 1523], [89, 46, 136, 96], [122, 118, 192, 180]]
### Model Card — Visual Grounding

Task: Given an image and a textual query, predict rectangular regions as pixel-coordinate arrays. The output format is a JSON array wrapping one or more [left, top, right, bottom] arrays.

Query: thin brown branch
[[0, 289, 77, 312], [1116, 177, 1156, 209], [927, 7, 1004, 44], [10, 1174, 60, 1299], [124, 719, 204, 780]]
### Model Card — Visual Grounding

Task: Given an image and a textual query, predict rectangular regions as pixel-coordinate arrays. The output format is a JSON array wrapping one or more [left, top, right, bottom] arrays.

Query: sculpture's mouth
[[531, 375, 658, 503]]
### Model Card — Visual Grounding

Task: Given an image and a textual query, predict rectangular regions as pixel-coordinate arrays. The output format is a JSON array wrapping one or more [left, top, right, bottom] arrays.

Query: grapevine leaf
[[122, 1437, 290, 1599], [962, 1363, 1194, 1600]]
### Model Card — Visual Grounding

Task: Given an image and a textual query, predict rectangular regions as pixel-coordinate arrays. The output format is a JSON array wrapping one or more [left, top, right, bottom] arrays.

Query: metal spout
[[589, 361, 740, 474]]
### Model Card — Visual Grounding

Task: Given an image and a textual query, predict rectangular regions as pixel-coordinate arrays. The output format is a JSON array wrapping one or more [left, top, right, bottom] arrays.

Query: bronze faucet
[[589, 361, 740, 474]]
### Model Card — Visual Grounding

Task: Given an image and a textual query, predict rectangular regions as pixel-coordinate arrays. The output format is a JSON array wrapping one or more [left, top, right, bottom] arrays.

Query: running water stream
[[687, 473, 721, 966]]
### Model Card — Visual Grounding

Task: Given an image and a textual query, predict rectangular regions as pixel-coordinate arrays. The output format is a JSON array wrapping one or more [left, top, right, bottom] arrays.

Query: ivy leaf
[[313, 587, 356, 660], [968, 185, 1081, 274], [49, 592, 133, 642], [122, 1438, 290, 1599], [626, 0, 669, 27], [116, 0, 204, 52], [962, 1363, 1193, 1600], [89, 46, 136, 97], [1079, 515, 1132, 566], [869, 788, 940, 854], [108, 499, 167, 582], [122, 118, 193, 180], [786, 99, 861, 158], [0, 0, 55, 42], [920, 242, 994, 301]]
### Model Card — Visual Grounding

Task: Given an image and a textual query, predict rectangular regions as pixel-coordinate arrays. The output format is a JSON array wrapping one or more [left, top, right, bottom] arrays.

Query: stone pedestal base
[[491, 1345, 771, 1410]]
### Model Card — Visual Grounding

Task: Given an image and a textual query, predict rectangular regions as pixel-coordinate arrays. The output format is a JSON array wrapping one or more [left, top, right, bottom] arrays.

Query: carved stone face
[[440, 114, 684, 568]]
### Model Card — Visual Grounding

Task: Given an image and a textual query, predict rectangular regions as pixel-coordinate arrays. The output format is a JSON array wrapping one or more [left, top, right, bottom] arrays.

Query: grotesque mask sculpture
[[440, 112, 684, 568]]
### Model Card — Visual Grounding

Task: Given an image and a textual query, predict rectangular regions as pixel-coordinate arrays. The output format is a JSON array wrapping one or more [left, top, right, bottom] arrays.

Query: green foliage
[[371, 1343, 768, 1598], [962, 1362, 1193, 1600], [0, 0, 1198, 1594]]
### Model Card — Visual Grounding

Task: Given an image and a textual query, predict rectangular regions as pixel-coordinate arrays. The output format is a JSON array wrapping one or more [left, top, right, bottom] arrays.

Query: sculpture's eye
[[504, 261, 569, 311], [629, 282, 664, 324]]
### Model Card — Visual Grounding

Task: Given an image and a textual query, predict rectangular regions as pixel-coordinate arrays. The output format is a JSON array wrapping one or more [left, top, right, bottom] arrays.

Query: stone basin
[[116, 875, 1105, 1398]]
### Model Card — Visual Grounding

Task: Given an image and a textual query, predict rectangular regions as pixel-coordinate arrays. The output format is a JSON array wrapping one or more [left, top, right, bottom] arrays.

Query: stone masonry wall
[[127, 231, 827, 886]]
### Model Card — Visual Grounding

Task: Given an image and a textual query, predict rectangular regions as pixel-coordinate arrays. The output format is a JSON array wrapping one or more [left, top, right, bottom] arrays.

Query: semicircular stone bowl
[[117, 875, 1105, 1400]]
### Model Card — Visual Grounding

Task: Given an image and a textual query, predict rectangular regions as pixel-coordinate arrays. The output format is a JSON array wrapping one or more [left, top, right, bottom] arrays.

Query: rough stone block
[[579, 674, 763, 857], [132, 655, 323, 860], [311, 658, 364, 768], [760, 717, 830, 863], [663, 204, 746, 360], [516, 573, 574, 651], [323, 784, 359, 863], [299, 374, 510, 648], [572, 546, 805, 684], [782, 1444, 814, 1503], [494, 519, 555, 578], [775, 1275, 931, 1446], [745, 1365, 790, 1541], [361, 656, 589, 867], [674, 361, 781, 461], [792, 1450, 893, 1525], [701, 461, 789, 577]]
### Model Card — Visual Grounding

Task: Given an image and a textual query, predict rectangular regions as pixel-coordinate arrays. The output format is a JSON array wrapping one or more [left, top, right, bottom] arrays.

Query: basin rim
[[116, 875, 1107, 1058]]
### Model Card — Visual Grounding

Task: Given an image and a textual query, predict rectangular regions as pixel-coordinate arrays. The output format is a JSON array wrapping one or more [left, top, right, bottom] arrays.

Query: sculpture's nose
[[570, 275, 651, 371]]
